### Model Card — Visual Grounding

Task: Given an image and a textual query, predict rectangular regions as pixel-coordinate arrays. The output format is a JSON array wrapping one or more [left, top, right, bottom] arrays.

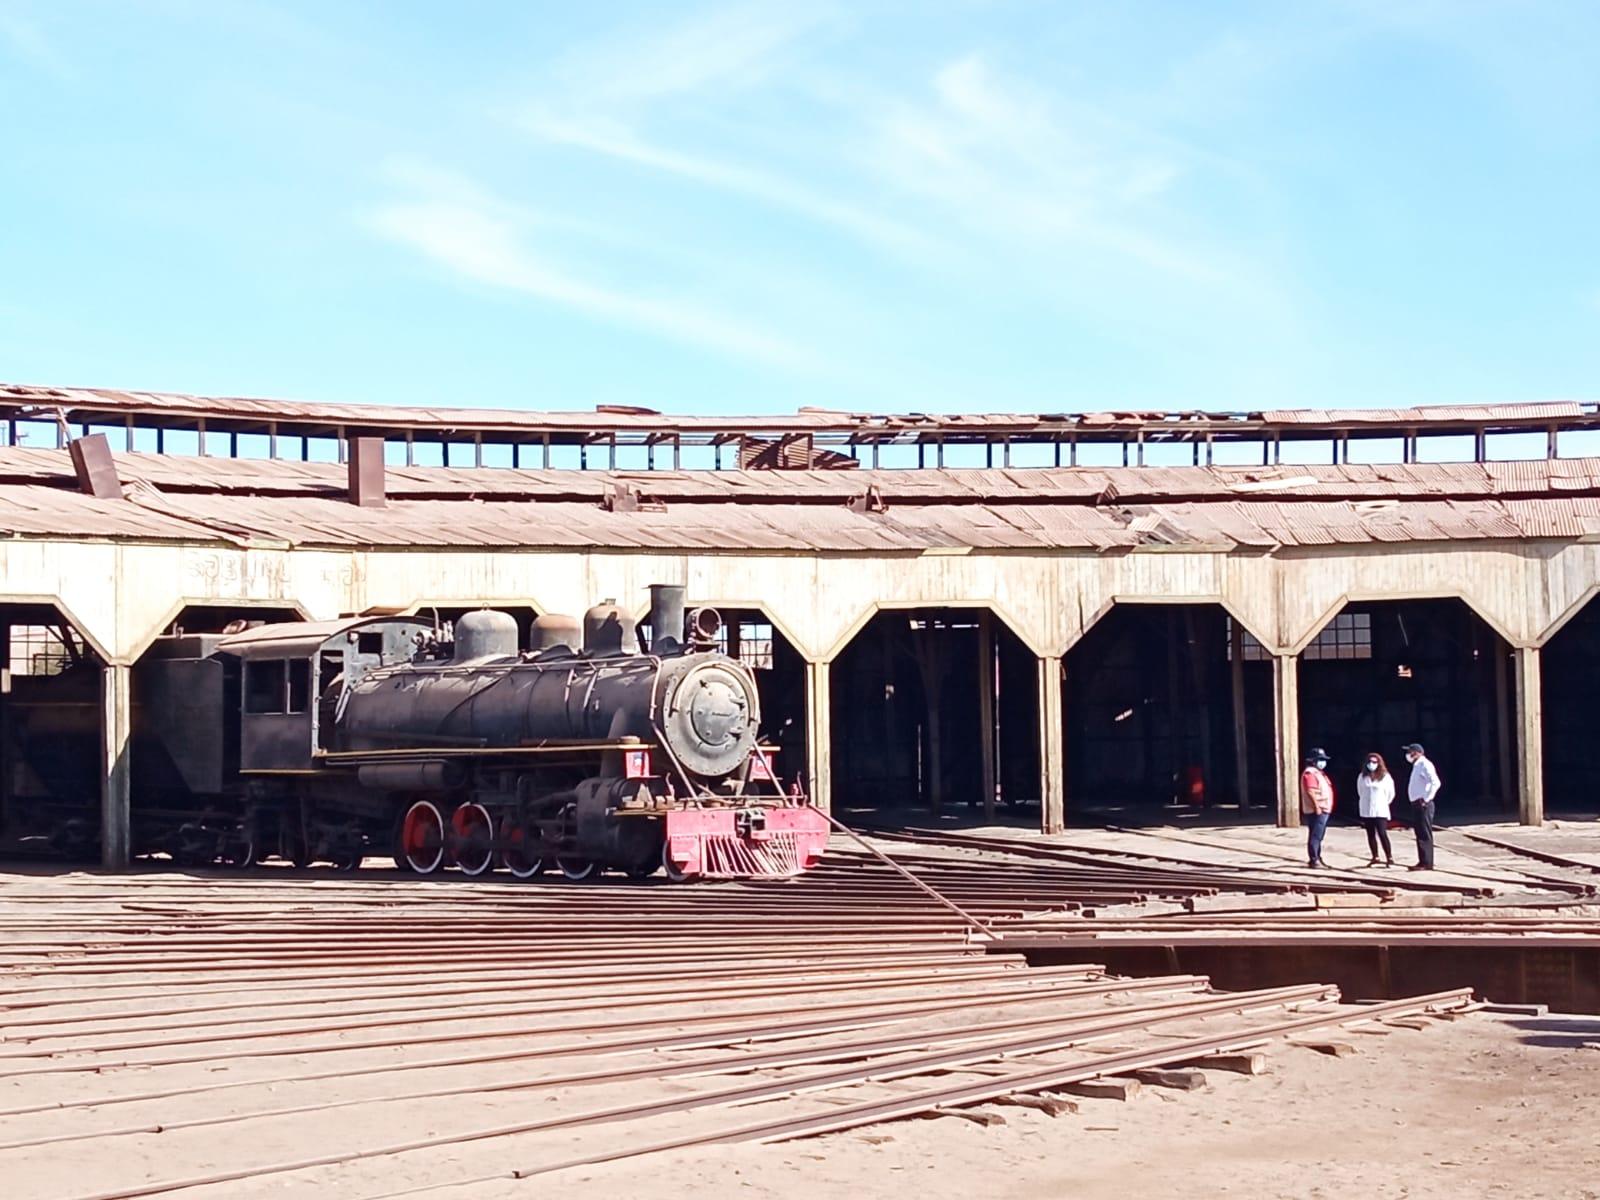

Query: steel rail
[[0, 936, 973, 976], [1459, 829, 1600, 876], [989, 932, 1600, 950], [0, 960, 1038, 1035], [456, 988, 1476, 1193], [0, 979, 1270, 1152], [0, 949, 1005, 999], [1, 961, 1100, 1048], [0, 969, 1197, 1077], [60, 982, 1347, 1200], [0, 973, 1206, 1116]]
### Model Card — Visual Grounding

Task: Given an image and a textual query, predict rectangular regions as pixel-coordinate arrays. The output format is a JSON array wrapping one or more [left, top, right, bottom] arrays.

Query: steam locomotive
[[2, 585, 828, 881]]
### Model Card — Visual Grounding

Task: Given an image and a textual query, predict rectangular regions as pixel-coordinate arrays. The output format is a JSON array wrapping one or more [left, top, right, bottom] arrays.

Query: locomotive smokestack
[[648, 584, 686, 655]]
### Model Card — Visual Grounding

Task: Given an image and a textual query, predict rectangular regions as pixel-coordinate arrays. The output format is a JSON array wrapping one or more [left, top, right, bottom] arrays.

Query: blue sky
[[1, 1, 1596, 417]]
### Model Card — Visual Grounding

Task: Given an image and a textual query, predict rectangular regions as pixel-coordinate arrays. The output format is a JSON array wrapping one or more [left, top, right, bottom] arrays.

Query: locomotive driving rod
[[819, 809, 995, 939]]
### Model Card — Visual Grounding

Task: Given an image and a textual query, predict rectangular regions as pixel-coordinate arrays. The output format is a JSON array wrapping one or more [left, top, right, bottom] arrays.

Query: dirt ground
[[554, 1012, 1600, 1200], [5, 820, 1599, 1199]]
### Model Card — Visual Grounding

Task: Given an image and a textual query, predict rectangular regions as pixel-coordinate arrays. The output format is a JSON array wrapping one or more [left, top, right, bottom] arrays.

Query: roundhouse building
[[5, 381, 1600, 868]]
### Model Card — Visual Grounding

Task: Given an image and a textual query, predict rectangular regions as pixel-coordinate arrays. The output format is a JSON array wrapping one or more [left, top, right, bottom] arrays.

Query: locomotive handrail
[[316, 739, 660, 760]]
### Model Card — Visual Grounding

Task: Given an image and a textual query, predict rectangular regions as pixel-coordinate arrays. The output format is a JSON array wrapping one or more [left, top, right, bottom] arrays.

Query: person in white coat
[[1356, 751, 1396, 868]]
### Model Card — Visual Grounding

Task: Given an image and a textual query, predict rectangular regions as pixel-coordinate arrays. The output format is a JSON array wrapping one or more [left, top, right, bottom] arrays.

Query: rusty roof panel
[[5, 458, 1600, 552], [1261, 403, 1585, 424], [13, 449, 1600, 507]]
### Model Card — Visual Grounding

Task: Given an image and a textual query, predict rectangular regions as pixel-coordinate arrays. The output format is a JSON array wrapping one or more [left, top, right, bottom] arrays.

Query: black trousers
[[1412, 800, 1435, 867], [1361, 817, 1393, 861]]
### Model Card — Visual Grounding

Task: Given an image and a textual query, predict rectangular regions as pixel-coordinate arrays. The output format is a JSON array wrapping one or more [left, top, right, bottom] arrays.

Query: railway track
[[0, 849, 1474, 1200]]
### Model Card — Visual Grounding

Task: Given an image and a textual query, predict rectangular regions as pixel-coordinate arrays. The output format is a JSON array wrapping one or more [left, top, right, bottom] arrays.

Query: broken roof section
[[2, 382, 1595, 457]]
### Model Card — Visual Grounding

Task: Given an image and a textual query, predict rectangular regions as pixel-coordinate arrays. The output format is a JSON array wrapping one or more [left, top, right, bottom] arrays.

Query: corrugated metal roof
[[4, 481, 1599, 552], [1260, 403, 1585, 424], [9, 449, 1600, 505], [5, 445, 1600, 553]]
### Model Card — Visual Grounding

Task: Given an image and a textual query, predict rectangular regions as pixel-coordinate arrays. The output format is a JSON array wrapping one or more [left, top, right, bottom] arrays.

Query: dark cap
[[1305, 747, 1329, 762], [1401, 743, 1424, 754]]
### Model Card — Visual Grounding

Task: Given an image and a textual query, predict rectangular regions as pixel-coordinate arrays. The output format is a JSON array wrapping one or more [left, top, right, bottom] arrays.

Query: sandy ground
[[553, 1011, 1600, 1200], [4, 820, 1598, 1199]]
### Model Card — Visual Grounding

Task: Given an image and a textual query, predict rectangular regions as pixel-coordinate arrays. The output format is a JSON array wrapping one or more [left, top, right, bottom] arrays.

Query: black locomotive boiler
[[12, 584, 828, 881]]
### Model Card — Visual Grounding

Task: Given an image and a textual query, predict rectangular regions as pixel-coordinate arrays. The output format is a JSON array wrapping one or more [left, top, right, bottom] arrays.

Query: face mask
[[1314, 760, 1327, 770], [1366, 760, 1379, 771]]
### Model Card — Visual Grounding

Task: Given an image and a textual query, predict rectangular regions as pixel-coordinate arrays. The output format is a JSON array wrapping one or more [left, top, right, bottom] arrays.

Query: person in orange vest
[[1300, 747, 1335, 869]]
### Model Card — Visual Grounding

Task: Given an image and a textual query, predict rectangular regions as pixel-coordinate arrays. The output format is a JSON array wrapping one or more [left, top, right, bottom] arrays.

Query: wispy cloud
[[0, 10, 73, 80], [871, 57, 1214, 277], [367, 172, 805, 367], [519, 111, 933, 258], [510, 5, 933, 262], [548, 4, 832, 106]]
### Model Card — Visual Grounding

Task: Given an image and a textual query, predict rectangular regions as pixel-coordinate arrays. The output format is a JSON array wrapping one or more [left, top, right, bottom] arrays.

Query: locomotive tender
[[10, 584, 828, 881]]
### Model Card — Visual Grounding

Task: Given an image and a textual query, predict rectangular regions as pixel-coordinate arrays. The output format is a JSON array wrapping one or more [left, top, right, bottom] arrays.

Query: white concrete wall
[[2, 537, 1591, 665], [5, 533, 1589, 832]]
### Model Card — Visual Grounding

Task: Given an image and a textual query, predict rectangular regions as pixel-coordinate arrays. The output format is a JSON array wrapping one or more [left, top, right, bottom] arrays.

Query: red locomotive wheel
[[449, 803, 495, 877], [400, 800, 445, 874], [499, 816, 543, 880]]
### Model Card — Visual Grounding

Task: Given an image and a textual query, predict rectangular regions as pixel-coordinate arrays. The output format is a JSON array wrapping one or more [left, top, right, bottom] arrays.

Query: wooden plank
[[991, 1093, 1077, 1117], [1290, 1040, 1357, 1056], [916, 1107, 1006, 1127], [1127, 1067, 1207, 1091], [1058, 1078, 1141, 1102], [1185, 1053, 1266, 1076]]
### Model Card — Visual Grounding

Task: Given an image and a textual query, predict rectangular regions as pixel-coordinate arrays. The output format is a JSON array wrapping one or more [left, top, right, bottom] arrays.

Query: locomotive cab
[[217, 617, 431, 772]]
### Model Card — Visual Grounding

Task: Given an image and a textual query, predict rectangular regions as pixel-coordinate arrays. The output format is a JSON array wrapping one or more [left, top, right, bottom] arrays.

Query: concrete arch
[[1534, 578, 1600, 647], [123, 597, 315, 664], [1288, 589, 1523, 655], [818, 597, 1046, 663], [1069, 593, 1277, 656], [0, 592, 118, 665], [626, 595, 812, 666]]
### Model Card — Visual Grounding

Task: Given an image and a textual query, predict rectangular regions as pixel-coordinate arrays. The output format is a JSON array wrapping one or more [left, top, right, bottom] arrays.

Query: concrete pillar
[[1229, 618, 1250, 807], [0, 623, 9, 825], [1038, 655, 1065, 835], [101, 662, 132, 869], [977, 611, 996, 822], [805, 660, 832, 814], [1514, 646, 1544, 826], [1273, 654, 1301, 828]]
